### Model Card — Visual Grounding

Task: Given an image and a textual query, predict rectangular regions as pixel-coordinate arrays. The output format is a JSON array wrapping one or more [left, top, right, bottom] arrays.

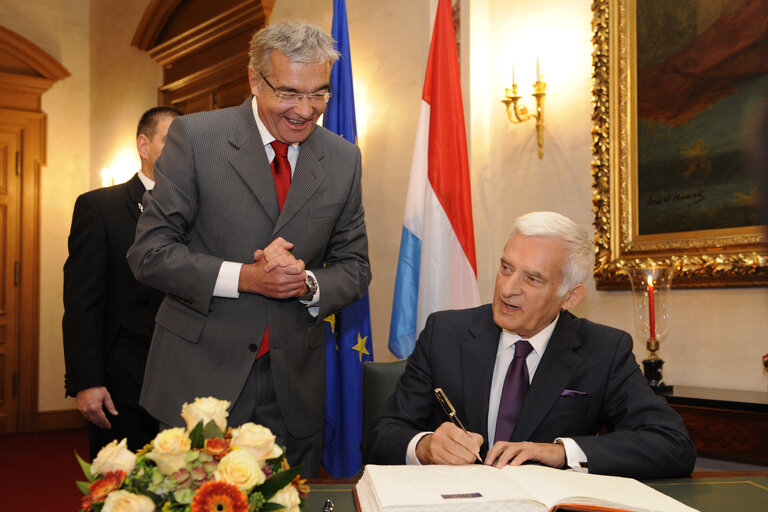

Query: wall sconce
[[501, 59, 546, 159]]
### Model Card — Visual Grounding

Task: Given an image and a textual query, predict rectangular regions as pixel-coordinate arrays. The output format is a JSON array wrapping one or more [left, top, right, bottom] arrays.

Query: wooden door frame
[[0, 27, 69, 431]]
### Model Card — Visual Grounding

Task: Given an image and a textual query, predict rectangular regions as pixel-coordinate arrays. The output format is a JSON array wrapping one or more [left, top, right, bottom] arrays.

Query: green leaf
[[260, 504, 284, 512], [255, 465, 302, 501], [76, 480, 91, 495], [188, 420, 205, 449], [202, 419, 223, 439], [75, 451, 95, 482]]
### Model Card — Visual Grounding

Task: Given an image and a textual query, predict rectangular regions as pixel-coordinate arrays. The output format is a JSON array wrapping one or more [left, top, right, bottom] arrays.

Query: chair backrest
[[362, 359, 407, 435]]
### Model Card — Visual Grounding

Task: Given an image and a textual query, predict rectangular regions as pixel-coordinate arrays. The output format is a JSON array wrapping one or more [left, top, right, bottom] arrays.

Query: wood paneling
[[132, 0, 273, 113], [663, 386, 768, 464], [0, 27, 67, 432]]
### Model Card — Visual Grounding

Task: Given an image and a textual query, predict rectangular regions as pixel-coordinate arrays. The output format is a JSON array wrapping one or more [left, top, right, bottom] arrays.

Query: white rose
[[146, 427, 190, 475], [214, 449, 265, 492], [230, 423, 283, 461], [91, 438, 136, 476], [102, 490, 155, 512], [181, 397, 230, 432], [268, 485, 301, 512]]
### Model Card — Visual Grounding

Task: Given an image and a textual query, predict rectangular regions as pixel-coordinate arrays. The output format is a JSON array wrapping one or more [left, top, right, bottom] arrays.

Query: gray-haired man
[[128, 21, 370, 475]]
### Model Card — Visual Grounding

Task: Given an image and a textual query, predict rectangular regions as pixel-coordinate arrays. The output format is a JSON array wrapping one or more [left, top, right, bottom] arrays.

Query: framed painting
[[591, 0, 768, 289]]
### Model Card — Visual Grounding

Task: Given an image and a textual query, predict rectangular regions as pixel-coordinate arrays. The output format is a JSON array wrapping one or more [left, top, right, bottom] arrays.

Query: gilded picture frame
[[591, 0, 768, 289]]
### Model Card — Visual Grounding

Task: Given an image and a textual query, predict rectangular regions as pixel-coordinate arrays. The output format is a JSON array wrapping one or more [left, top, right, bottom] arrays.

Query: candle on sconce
[[512, 63, 516, 86], [646, 275, 656, 339], [536, 57, 541, 82]]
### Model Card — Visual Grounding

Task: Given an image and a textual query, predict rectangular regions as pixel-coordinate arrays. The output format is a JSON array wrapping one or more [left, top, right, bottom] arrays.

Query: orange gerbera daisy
[[204, 437, 231, 460], [190, 480, 249, 512], [81, 470, 126, 511]]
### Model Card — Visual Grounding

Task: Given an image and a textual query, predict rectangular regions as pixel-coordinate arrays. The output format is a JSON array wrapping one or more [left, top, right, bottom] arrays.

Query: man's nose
[[293, 97, 314, 118]]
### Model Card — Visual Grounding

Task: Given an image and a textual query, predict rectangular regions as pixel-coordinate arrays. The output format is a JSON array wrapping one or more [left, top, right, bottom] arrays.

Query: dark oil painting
[[635, 0, 768, 235]]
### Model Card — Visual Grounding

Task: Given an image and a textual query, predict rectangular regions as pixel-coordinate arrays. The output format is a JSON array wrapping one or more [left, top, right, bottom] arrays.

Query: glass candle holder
[[626, 266, 674, 392]]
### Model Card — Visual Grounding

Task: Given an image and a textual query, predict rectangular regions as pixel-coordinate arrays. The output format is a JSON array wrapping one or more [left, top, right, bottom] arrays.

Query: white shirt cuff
[[213, 261, 242, 298], [555, 437, 589, 472], [299, 270, 319, 317], [406, 432, 432, 465]]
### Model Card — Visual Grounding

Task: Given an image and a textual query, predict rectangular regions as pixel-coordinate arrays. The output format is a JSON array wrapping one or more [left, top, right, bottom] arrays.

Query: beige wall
[[1, 0, 765, 416]]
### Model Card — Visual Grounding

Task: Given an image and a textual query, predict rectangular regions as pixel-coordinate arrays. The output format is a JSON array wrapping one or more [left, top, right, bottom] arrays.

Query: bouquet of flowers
[[76, 397, 308, 512]]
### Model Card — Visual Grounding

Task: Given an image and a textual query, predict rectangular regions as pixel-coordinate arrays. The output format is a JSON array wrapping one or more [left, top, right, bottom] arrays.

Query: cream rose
[[214, 449, 265, 492], [91, 438, 136, 476], [181, 397, 230, 432], [268, 484, 301, 512], [230, 423, 283, 461], [102, 490, 155, 512], [146, 427, 190, 475]]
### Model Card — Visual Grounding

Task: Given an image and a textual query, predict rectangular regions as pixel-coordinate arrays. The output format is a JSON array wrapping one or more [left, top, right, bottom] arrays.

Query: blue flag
[[322, 0, 374, 478]]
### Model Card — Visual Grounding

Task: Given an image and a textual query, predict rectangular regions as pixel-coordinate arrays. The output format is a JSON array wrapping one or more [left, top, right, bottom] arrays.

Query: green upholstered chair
[[362, 359, 407, 435]]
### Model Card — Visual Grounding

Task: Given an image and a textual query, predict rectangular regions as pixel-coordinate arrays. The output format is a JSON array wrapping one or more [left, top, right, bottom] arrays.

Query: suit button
[[249, 344, 257, 352]]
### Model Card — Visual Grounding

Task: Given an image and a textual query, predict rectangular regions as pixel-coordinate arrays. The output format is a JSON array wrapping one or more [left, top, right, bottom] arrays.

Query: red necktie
[[270, 140, 291, 211], [494, 340, 533, 443], [256, 141, 292, 359]]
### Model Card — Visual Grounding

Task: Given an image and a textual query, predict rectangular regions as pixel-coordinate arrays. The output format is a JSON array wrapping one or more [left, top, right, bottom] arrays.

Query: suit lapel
[[274, 129, 326, 234], [227, 97, 281, 225], [460, 305, 501, 452], [125, 173, 146, 221], [512, 311, 582, 441]]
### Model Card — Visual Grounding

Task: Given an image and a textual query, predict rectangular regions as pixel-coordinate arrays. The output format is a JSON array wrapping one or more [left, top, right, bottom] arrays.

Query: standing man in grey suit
[[363, 211, 695, 479], [127, 21, 370, 476], [64, 106, 182, 458]]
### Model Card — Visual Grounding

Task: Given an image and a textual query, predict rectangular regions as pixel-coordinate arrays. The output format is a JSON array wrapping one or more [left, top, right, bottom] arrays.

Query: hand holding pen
[[434, 388, 484, 463]]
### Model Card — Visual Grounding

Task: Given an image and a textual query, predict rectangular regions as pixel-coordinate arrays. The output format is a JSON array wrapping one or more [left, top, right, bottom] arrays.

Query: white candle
[[536, 57, 541, 82], [512, 64, 516, 86]]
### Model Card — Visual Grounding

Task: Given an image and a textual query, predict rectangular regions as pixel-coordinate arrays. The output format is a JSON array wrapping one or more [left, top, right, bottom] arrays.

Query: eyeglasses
[[259, 72, 332, 106]]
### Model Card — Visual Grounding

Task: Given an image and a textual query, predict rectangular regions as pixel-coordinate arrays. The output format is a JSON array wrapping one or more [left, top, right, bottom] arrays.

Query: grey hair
[[510, 211, 593, 296], [248, 20, 340, 75]]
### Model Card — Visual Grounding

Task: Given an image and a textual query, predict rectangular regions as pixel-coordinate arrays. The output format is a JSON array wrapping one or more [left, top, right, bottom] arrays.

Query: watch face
[[302, 275, 317, 300]]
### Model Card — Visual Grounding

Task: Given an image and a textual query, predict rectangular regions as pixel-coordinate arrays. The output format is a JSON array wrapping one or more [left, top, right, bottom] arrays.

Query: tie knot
[[271, 140, 289, 158], [514, 340, 533, 359]]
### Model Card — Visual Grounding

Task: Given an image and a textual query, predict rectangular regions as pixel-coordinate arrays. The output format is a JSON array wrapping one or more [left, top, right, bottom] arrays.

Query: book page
[[502, 466, 698, 512], [358, 465, 547, 512]]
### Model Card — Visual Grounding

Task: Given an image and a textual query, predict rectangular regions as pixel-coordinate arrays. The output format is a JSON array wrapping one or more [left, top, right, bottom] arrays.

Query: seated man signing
[[362, 211, 695, 479]]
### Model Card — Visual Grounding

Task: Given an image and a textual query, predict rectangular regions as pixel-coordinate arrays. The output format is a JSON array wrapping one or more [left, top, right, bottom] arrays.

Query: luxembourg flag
[[388, 0, 480, 359]]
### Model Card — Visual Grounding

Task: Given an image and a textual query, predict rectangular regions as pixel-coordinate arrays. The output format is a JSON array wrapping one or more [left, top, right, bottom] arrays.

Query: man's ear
[[561, 283, 587, 310], [248, 67, 260, 97], [136, 133, 150, 161]]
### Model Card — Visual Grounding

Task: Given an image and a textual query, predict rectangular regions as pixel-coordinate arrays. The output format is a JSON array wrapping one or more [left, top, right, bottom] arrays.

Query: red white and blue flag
[[388, 0, 480, 359]]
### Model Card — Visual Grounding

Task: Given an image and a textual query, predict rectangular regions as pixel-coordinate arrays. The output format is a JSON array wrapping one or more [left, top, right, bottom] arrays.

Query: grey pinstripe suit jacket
[[127, 97, 370, 438]]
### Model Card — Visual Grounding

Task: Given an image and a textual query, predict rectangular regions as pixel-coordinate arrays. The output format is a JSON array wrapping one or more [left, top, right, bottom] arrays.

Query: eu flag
[[322, 0, 374, 478]]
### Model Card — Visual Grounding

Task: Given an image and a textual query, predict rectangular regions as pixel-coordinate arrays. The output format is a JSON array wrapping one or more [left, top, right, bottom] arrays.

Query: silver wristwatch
[[300, 273, 318, 301]]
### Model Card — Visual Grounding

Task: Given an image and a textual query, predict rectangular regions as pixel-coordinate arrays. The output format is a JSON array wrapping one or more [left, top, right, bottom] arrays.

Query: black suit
[[362, 305, 696, 479], [63, 173, 164, 457]]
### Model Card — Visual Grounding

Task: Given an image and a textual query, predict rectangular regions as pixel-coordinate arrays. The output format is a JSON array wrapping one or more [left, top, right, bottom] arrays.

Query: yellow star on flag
[[352, 332, 370, 362], [324, 314, 336, 334]]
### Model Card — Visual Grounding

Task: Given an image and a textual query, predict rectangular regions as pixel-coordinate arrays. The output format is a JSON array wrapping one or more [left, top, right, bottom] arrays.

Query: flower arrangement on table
[[76, 397, 308, 512]]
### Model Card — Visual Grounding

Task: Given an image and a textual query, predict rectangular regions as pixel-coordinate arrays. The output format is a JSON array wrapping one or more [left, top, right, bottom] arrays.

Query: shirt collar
[[137, 170, 154, 190], [498, 313, 560, 358]]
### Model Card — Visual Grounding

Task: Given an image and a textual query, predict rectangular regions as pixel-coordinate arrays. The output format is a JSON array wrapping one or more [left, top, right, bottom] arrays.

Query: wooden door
[[0, 123, 22, 432]]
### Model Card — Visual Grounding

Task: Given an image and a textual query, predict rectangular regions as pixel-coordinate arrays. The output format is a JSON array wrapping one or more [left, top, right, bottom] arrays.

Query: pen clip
[[434, 387, 453, 418]]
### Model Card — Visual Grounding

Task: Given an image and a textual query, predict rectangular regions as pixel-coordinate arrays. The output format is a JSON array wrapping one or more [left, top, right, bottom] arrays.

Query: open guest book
[[355, 465, 698, 512]]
